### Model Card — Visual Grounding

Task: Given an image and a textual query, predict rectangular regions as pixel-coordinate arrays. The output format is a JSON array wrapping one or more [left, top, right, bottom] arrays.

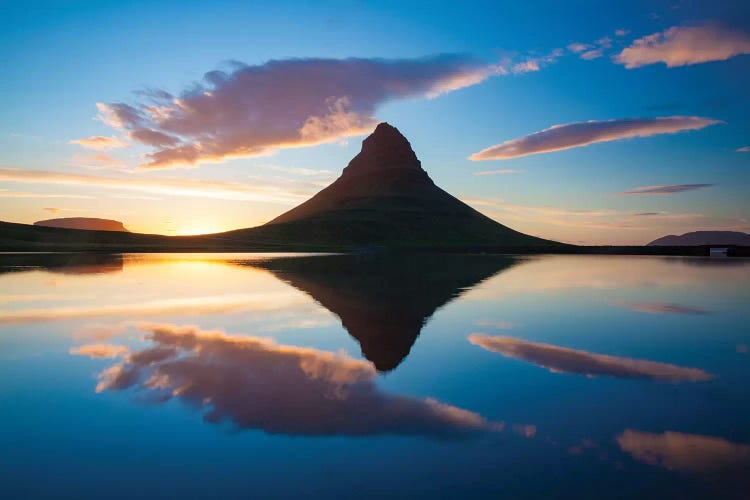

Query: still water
[[1, 253, 748, 499]]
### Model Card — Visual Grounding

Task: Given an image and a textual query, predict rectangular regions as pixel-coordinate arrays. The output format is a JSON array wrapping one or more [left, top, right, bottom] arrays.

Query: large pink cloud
[[97, 56, 500, 169], [469, 116, 720, 160], [615, 23, 750, 69]]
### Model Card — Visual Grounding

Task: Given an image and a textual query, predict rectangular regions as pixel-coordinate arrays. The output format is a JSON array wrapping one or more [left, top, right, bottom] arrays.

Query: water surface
[[1, 253, 748, 498]]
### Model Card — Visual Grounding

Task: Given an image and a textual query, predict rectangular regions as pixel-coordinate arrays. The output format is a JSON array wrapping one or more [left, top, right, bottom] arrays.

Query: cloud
[[622, 301, 710, 315], [469, 334, 713, 382], [615, 29, 630, 37], [621, 184, 713, 195], [568, 35, 615, 61], [617, 430, 750, 474], [503, 49, 563, 75], [95, 55, 501, 169], [70, 343, 129, 359], [88, 322, 501, 438], [580, 49, 604, 60], [72, 153, 128, 171], [512, 424, 537, 438], [616, 23, 750, 68], [737, 146, 750, 152], [70, 135, 127, 150], [469, 116, 720, 160], [567, 43, 592, 54], [0, 167, 317, 204]]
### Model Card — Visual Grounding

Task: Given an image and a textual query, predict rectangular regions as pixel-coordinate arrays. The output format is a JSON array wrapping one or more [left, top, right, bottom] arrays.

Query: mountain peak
[[342, 122, 423, 177]]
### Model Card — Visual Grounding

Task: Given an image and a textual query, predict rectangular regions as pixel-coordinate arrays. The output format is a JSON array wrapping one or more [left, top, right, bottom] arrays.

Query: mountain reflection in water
[[243, 253, 518, 371]]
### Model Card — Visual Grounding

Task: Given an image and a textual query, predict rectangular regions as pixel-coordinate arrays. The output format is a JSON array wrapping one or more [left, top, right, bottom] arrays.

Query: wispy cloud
[[567, 42, 592, 54], [469, 116, 720, 160], [737, 146, 750, 152], [621, 184, 713, 195], [96, 55, 505, 169], [72, 153, 129, 171], [469, 334, 713, 382], [0, 167, 317, 204], [78, 322, 501, 438], [70, 343, 129, 359], [615, 23, 750, 68], [70, 135, 127, 150]]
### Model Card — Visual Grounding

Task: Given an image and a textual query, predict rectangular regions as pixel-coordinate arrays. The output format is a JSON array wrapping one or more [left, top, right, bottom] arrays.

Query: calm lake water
[[1, 253, 749, 499]]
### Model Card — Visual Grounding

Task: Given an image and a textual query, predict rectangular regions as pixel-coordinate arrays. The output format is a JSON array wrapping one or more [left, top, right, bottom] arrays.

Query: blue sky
[[1, 0, 749, 243]]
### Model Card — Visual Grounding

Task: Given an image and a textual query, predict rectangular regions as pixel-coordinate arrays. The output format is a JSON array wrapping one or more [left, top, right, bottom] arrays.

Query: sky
[[1, 0, 749, 244]]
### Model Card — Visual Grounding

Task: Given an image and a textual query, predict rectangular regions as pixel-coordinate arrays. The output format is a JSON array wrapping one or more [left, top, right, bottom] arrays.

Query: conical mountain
[[247, 254, 519, 371], [260, 123, 556, 248]]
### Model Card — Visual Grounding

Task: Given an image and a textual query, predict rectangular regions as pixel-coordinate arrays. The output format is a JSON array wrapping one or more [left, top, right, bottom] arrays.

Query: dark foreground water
[[1, 253, 748, 499]]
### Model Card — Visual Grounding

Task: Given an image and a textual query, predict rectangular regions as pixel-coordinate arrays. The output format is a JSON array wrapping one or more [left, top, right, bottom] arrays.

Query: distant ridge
[[34, 217, 129, 232], [648, 231, 750, 246]]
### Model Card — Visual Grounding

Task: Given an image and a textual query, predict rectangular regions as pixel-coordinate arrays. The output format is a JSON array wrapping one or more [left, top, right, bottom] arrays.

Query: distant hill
[[34, 217, 129, 232], [648, 231, 750, 246]]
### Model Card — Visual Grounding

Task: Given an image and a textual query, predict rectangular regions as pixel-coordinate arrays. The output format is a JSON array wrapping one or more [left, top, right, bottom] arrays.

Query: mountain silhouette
[[34, 217, 129, 232], [247, 253, 518, 371], [250, 122, 555, 247], [648, 231, 750, 246]]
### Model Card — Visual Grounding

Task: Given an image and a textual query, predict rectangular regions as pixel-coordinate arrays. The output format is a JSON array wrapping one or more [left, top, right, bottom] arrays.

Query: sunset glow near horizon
[[2, 1, 749, 244]]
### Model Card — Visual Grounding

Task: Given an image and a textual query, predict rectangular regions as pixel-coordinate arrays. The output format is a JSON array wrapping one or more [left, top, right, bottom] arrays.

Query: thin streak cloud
[[469, 116, 720, 160], [69, 135, 127, 150], [621, 184, 713, 195], [469, 334, 713, 382], [0, 167, 316, 204]]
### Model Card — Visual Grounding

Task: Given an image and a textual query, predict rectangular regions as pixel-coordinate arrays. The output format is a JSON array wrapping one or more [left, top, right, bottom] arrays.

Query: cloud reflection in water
[[74, 323, 502, 438], [469, 334, 713, 382]]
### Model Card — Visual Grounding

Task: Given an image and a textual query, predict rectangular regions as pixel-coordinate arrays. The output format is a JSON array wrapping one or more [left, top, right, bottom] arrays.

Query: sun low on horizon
[[2, 0, 750, 245]]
